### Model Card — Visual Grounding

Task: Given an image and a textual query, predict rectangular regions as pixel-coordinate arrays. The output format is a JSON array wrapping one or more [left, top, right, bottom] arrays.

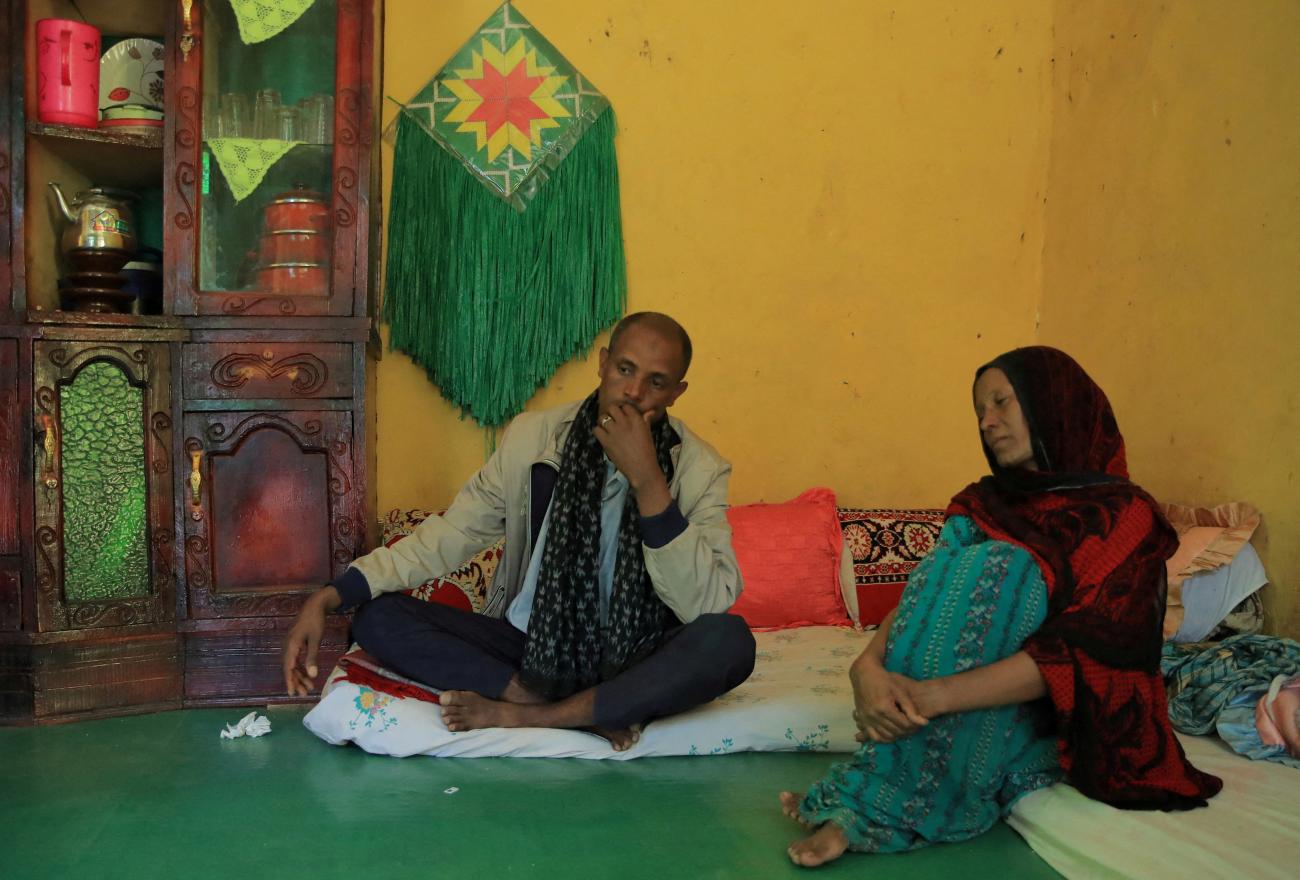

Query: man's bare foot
[[500, 675, 548, 705], [440, 691, 523, 732], [586, 724, 641, 751], [441, 691, 642, 750], [779, 791, 813, 828], [788, 822, 850, 868]]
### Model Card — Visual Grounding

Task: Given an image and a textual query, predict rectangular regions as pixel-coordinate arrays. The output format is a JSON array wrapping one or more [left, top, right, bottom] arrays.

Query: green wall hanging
[[384, 1, 627, 428]]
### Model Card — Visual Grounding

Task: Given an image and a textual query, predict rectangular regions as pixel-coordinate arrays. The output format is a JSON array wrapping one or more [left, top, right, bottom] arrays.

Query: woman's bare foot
[[440, 690, 523, 732], [779, 791, 812, 828], [788, 822, 850, 867]]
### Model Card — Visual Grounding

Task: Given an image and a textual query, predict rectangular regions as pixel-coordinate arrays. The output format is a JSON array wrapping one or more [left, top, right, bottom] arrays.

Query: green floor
[[2, 708, 1061, 879]]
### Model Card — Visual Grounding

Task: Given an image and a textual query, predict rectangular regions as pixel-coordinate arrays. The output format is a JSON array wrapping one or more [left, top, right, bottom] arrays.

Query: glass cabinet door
[[168, 0, 369, 317], [32, 341, 176, 632]]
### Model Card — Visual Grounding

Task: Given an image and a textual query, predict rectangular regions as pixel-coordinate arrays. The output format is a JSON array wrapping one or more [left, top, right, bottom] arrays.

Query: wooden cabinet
[[0, 0, 378, 723]]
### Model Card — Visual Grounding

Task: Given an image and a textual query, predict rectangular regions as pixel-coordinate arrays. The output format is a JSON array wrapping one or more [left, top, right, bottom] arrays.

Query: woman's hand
[[849, 657, 941, 744]]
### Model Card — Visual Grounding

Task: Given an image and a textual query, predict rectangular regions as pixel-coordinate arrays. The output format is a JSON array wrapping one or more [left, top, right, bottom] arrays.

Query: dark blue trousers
[[351, 594, 756, 730]]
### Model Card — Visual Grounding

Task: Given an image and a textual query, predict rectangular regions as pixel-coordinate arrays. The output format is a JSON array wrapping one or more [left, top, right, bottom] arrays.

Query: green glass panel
[[60, 361, 150, 602]]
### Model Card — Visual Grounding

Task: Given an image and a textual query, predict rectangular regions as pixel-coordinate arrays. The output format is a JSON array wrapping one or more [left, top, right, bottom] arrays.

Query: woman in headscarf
[[781, 346, 1222, 867]]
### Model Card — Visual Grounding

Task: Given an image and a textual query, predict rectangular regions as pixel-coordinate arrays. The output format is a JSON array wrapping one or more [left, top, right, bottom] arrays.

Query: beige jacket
[[349, 401, 743, 623]]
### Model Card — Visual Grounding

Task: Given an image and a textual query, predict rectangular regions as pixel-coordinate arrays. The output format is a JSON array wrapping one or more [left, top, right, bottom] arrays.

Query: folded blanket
[[1161, 634, 1300, 735], [339, 649, 441, 705]]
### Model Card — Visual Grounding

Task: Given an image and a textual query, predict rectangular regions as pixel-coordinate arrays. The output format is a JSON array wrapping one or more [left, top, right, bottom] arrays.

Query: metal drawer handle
[[189, 449, 203, 505], [39, 415, 60, 489], [180, 0, 198, 62]]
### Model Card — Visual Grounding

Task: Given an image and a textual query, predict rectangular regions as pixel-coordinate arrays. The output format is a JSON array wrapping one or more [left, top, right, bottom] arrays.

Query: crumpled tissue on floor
[[220, 711, 272, 740]]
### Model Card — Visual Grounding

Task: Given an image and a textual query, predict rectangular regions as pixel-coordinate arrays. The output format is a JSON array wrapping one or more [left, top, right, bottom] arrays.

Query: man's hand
[[849, 656, 937, 744], [282, 586, 342, 696], [594, 404, 672, 515]]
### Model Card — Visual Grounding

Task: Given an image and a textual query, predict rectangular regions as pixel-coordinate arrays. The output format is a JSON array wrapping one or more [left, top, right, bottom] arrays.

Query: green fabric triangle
[[206, 137, 302, 202], [228, 0, 316, 44]]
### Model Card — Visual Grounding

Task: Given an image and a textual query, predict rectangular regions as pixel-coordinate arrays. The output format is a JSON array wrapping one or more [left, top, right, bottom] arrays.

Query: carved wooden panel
[[183, 409, 361, 618], [181, 343, 352, 399], [32, 342, 176, 632], [0, 338, 18, 554]]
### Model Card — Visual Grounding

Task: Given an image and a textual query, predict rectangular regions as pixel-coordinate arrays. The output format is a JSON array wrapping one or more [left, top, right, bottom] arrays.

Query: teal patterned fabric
[[799, 516, 1062, 852]]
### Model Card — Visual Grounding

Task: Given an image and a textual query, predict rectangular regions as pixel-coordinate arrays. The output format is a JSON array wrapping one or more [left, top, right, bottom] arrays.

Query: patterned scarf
[[948, 346, 1222, 810], [518, 392, 679, 700]]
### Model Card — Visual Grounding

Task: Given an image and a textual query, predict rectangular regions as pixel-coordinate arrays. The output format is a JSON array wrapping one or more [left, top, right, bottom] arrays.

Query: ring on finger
[[600, 415, 613, 427]]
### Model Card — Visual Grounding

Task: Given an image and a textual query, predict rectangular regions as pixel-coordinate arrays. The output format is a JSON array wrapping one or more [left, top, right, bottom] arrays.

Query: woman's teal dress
[[798, 515, 1063, 852]]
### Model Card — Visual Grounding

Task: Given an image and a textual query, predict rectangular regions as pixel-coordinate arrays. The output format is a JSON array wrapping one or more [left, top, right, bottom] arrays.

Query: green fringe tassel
[[383, 109, 627, 428]]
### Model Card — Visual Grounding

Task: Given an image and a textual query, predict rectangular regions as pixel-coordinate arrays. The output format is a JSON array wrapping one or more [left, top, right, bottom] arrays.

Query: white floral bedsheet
[[302, 626, 871, 759]]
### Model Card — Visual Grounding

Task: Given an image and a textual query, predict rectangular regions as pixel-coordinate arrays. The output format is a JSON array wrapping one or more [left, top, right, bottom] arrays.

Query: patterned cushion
[[379, 509, 503, 613], [837, 508, 947, 625]]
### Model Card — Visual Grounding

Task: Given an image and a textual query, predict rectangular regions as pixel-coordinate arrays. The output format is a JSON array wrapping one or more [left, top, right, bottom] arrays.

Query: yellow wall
[[376, 1, 1299, 638], [377, 0, 1055, 512], [1040, 1, 1300, 636]]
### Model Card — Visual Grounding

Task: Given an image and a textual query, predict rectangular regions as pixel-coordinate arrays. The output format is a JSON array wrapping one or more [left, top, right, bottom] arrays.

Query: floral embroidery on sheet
[[349, 686, 399, 732], [688, 737, 735, 755], [785, 724, 831, 751]]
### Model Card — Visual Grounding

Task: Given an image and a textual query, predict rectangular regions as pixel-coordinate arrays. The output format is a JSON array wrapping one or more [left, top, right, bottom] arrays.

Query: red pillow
[[726, 488, 851, 629]]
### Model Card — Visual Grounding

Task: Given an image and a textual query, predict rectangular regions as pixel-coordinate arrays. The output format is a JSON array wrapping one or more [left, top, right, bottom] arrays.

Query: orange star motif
[[443, 38, 571, 164], [463, 58, 549, 141]]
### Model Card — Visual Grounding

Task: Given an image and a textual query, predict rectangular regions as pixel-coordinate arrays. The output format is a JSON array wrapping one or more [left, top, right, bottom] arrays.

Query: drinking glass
[[218, 93, 250, 138], [276, 106, 298, 142], [253, 89, 282, 140]]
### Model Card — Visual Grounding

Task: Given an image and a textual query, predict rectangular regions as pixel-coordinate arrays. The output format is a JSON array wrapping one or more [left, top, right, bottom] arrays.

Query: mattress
[[303, 623, 1300, 879], [303, 625, 869, 759], [1008, 732, 1300, 880]]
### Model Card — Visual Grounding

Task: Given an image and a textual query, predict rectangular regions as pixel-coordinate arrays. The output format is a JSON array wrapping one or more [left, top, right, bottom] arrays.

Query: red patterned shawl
[[948, 346, 1221, 810]]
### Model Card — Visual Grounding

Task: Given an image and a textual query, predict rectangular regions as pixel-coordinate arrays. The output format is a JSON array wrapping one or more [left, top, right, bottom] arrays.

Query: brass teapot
[[48, 182, 137, 259]]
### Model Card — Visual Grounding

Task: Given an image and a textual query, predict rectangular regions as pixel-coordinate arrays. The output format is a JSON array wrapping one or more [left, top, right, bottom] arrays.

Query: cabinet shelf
[[27, 121, 163, 189], [27, 121, 163, 150], [26, 309, 183, 330]]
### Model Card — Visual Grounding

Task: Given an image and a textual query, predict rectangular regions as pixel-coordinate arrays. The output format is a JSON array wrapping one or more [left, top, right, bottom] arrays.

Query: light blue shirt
[[506, 460, 630, 633]]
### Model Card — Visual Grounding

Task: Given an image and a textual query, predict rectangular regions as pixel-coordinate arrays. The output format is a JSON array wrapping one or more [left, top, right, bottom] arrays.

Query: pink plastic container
[[35, 19, 101, 127]]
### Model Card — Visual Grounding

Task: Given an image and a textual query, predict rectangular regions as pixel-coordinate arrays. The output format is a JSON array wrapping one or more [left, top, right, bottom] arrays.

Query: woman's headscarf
[[949, 346, 1222, 810]]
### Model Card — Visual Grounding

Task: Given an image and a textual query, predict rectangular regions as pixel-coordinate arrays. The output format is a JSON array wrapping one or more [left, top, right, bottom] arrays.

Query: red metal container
[[257, 229, 329, 265], [263, 188, 330, 233], [254, 262, 327, 295]]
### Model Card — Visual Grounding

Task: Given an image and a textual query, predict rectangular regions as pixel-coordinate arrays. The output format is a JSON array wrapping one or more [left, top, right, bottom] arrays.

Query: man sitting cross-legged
[[282, 312, 755, 749]]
